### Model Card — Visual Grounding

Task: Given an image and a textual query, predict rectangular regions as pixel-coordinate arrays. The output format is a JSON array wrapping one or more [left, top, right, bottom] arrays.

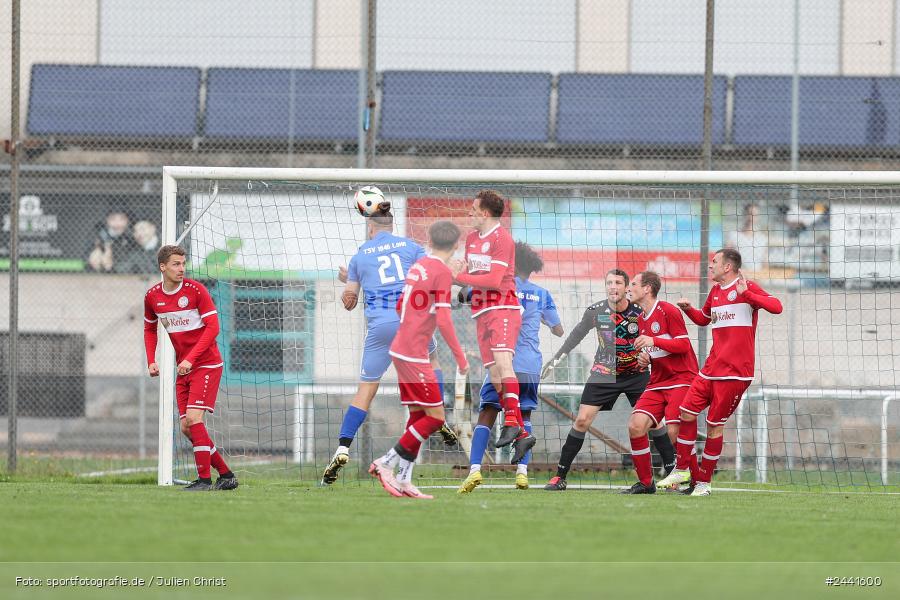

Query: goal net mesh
[[166, 177, 900, 491]]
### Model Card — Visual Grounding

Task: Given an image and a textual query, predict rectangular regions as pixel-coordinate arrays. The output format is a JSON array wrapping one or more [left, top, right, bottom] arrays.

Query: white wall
[[99, 0, 315, 68], [376, 0, 577, 72], [844, 0, 894, 75], [630, 0, 841, 75]]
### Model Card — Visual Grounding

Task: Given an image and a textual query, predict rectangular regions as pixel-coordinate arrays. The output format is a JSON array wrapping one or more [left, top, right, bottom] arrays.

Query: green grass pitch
[[1, 474, 898, 600]]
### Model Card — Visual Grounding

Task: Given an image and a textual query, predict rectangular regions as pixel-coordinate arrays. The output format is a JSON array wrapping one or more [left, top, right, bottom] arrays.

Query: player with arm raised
[[657, 249, 783, 496], [539, 269, 675, 491], [368, 221, 469, 499], [622, 271, 699, 494], [144, 245, 237, 491], [321, 201, 455, 485], [458, 242, 564, 494], [450, 190, 535, 459]]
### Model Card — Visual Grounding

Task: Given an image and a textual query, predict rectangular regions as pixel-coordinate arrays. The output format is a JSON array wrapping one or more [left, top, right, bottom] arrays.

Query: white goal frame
[[158, 166, 900, 486]]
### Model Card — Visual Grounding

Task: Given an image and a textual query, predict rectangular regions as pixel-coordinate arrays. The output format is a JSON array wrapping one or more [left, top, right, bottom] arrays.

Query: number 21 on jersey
[[377, 253, 405, 284]]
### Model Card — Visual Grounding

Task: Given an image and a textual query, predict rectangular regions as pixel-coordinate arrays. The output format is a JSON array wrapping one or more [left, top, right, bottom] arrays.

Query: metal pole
[[356, 0, 368, 168], [697, 0, 715, 363], [6, 0, 22, 474], [138, 343, 147, 460], [883, 395, 896, 486], [364, 0, 377, 168], [790, 0, 800, 204]]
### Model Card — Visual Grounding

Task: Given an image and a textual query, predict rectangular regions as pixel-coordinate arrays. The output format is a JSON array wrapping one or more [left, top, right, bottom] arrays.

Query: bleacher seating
[[203, 68, 358, 141], [26, 62, 900, 152], [556, 73, 727, 145], [27, 64, 200, 138], [379, 71, 552, 143], [733, 75, 900, 147]]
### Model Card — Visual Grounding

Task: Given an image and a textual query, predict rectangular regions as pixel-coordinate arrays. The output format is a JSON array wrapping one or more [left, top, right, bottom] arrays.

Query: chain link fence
[[2, 0, 900, 479]]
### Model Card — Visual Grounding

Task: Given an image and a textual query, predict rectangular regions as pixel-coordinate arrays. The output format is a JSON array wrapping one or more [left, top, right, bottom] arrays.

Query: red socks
[[676, 418, 698, 472], [189, 422, 212, 479], [698, 435, 724, 483], [210, 446, 230, 476], [397, 413, 444, 458], [500, 377, 524, 428], [630, 436, 653, 485]]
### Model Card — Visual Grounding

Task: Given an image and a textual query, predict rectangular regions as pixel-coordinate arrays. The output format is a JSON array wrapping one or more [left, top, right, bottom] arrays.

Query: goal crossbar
[[163, 166, 900, 187]]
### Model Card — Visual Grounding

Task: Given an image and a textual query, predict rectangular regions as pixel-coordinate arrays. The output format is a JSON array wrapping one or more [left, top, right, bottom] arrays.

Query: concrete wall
[[0, 273, 153, 378]]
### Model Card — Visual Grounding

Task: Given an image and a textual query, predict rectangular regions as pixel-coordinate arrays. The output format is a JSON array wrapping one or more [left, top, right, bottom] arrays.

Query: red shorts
[[176, 366, 223, 419], [475, 308, 522, 368], [633, 385, 690, 427], [679, 375, 751, 426], [392, 357, 443, 407]]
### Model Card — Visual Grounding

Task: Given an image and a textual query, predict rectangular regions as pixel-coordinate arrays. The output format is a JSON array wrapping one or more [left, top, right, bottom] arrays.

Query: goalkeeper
[[539, 269, 675, 491]]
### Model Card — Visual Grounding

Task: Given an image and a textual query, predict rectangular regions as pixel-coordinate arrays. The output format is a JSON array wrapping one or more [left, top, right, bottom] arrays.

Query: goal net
[[158, 167, 900, 491]]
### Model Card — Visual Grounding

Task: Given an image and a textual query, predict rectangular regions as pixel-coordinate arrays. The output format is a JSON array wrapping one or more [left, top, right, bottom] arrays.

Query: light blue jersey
[[512, 276, 561, 374], [348, 231, 428, 381], [348, 231, 426, 326]]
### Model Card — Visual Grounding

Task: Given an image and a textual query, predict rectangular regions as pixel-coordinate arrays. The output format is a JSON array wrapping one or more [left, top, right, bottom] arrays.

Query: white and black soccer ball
[[354, 185, 386, 216]]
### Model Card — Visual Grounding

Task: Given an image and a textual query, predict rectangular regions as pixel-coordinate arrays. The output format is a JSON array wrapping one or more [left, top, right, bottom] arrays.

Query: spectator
[[119, 220, 161, 273], [726, 203, 768, 274], [85, 210, 135, 273]]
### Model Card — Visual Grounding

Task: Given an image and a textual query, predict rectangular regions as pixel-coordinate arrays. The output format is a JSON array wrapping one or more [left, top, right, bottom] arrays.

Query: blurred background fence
[[2, 0, 900, 482]]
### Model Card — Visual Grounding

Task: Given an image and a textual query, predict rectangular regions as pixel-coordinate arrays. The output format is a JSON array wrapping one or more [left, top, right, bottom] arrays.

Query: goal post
[[158, 167, 900, 490]]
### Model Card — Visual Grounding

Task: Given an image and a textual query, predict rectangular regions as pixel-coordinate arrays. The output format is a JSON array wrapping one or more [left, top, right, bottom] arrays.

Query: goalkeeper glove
[[541, 356, 563, 380]]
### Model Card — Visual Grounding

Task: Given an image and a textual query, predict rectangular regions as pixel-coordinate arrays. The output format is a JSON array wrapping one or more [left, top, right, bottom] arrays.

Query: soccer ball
[[354, 186, 385, 216]]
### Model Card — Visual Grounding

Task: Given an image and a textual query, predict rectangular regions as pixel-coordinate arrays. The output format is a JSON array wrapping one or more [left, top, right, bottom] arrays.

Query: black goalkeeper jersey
[[557, 299, 644, 378]]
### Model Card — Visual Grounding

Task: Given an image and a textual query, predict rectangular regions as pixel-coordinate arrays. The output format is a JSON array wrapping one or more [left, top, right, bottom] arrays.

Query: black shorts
[[580, 371, 650, 411]]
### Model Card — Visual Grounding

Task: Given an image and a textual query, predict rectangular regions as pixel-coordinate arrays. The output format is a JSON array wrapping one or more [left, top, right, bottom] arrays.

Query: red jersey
[[459, 223, 519, 318], [640, 300, 698, 390], [389, 256, 455, 363], [698, 278, 778, 380], [144, 278, 223, 369]]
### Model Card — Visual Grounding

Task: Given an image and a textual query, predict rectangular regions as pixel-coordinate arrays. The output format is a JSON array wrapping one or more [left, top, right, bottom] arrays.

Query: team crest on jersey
[[627, 323, 639, 334], [481, 242, 490, 253], [178, 296, 189, 308], [727, 290, 738, 301], [651, 322, 661, 334]]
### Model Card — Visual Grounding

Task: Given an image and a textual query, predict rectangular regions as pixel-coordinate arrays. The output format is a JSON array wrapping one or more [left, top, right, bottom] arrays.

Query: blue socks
[[470, 424, 491, 468], [520, 421, 533, 465], [338, 405, 368, 446]]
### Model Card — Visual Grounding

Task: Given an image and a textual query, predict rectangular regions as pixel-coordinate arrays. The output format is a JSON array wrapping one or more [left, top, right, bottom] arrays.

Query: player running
[[540, 269, 676, 491], [451, 190, 535, 461], [368, 221, 469, 499], [322, 201, 456, 485], [144, 245, 237, 492], [458, 242, 564, 494], [657, 249, 782, 496], [621, 271, 699, 494]]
